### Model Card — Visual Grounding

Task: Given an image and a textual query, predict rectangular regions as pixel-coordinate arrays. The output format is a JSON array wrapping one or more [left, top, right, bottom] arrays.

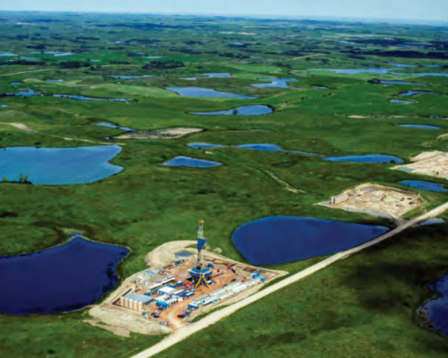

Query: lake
[[252, 78, 298, 88], [93, 122, 135, 132], [192, 105, 272, 116], [163, 156, 222, 168], [0, 146, 123, 185], [325, 154, 404, 163], [399, 180, 447, 193], [419, 273, 448, 337], [398, 124, 441, 129], [0, 236, 129, 315], [166, 87, 256, 99], [232, 216, 388, 265]]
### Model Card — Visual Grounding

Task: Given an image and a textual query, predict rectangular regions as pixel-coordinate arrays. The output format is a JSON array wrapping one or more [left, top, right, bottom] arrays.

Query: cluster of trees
[[2, 174, 32, 184]]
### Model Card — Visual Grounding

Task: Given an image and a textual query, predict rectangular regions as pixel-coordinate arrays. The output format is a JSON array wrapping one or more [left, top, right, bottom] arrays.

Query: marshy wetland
[[1, 10, 448, 358]]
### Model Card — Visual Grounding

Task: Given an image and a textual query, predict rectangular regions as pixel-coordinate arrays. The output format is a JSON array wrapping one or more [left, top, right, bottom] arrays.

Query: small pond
[[311, 68, 391, 74], [45, 79, 64, 83], [0, 145, 123, 185], [0, 104, 8, 108], [232, 216, 388, 265], [166, 87, 256, 99], [390, 99, 414, 104], [418, 273, 448, 337], [180, 77, 197, 81], [163, 156, 222, 168], [235, 144, 283, 152], [381, 80, 427, 86], [203, 73, 232, 78], [399, 91, 438, 97], [110, 75, 152, 79], [53, 94, 132, 102], [188, 143, 226, 149], [0, 53, 17, 57], [93, 122, 134, 132], [389, 63, 417, 68], [0, 236, 129, 315], [325, 154, 404, 164], [252, 78, 298, 88], [192, 105, 272, 116], [399, 180, 447, 193], [11, 82, 22, 85], [420, 218, 446, 226], [398, 124, 441, 129]]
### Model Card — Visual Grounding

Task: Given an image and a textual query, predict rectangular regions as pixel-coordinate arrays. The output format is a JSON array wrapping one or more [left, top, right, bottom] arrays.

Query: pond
[[203, 73, 231, 78], [163, 156, 222, 168], [389, 63, 417, 68], [166, 87, 256, 99], [53, 94, 132, 102], [180, 77, 197, 81], [235, 143, 283, 152], [0, 145, 123, 185], [380, 80, 427, 86], [325, 154, 404, 164], [0, 236, 129, 315], [110, 75, 152, 79], [398, 124, 441, 129], [188, 143, 226, 149], [311, 68, 392, 74], [0, 104, 8, 108], [390, 99, 414, 104], [419, 273, 448, 337], [399, 91, 439, 97], [252, 78, 298, 88], [399, 180, 447, 193], [93, 122, 135, 132], [420, 218, 446, 226], [11, 82, 22, 85], [7, 89, 42, 96], [232, 216, 388, 265], [192, 105, 273, 116], [0, 53, 17, 57], [45, 79, 64, 82], [398, 72, 448, 77]]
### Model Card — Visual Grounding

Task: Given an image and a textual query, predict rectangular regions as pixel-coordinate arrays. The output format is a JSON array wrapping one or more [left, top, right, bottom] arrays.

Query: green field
[[0, 10, 448, 358]]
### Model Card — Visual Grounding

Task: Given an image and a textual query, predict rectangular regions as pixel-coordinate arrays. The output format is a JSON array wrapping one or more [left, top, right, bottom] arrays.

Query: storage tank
[[137, 301, 143, 311]]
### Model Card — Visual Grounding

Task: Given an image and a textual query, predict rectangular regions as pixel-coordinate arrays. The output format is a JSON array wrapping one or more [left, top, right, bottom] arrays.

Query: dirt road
[[130, 201, 448, 358]]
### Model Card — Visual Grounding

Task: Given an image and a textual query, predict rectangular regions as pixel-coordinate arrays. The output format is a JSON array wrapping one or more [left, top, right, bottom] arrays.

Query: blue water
[[397, 72, 448, 77], [325, 154, 404, 164], [389, 63, 417, 68], [381, 80, 427, 86], [54, 52, 73, 57], [0, 146, 123, 185], [0, 236, 129, 315], [20, 56, 38, 60], [93, 122, 134, 132], [11, 82, 22, 85], [313, 86, 330, 89], [203, 73, 231, 78], [252, 78, 298, 88], [53, 94, 132, 102], [289, 150, 322, 157], [188, 143, 226, 149], [399, 91, 438, 97], [163, 156, 222, 168], [46, 79, 64, 82], [181, 77, 197, 81], [235, 144, 283, 152], [143, 56, 164, 59], [399, 124, 441, 129], [399, 180, 447, 193], [419, 274, 448, 337], [166, 87, 256, 99], [0, 53, 17, 57], [420, 218, 446, 226], [0, 105, 8, 108], [390, 99, 413, 104], [232, 216, 388, 265], [110, 75, 151, 79], [7, 89, 42, 97], [193, 105, 273, 116]]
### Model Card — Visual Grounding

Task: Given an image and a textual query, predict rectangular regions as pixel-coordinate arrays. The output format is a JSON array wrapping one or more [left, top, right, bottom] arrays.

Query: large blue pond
[[0, 236, 129, 315], [419, 274, 448, 337], [232, 216, 388, 265], [325, 154, 404, 164], [252, 78, 298, 88], [94, 122, 135, 132], [0, 146, 123, 185], [192, 105, 272, 116], [163, 156, 222, 168], [398, 124, 441, 129], [399, 180, 447, 193], [166, 87, 256, 99], [188, 143, 226, 149]]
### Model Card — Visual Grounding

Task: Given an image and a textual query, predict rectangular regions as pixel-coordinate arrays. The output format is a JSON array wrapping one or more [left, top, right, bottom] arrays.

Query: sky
[[0, 0, 447, 23]]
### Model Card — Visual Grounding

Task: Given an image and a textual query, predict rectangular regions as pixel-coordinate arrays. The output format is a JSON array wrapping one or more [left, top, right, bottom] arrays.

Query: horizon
[[0, 0, 447, 24]]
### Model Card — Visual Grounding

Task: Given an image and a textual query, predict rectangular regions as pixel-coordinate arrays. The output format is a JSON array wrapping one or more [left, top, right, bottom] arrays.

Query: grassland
[[0, 11, 448, 358]]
